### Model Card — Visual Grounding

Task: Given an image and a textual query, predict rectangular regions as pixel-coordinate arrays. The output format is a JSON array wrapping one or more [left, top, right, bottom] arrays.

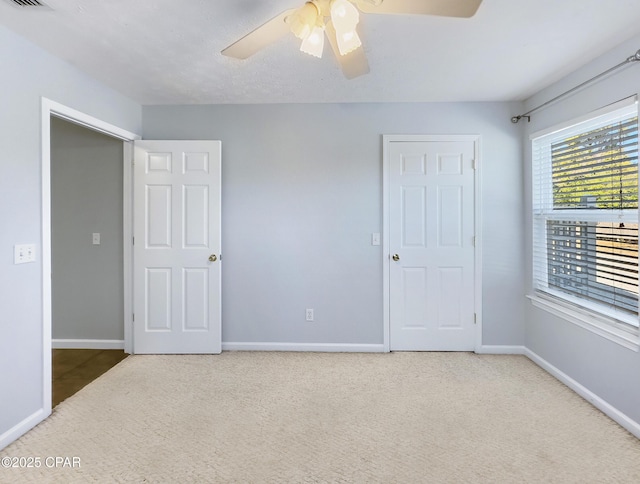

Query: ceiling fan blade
[[325, 21, 370, 79], [354, 0, 482, 17], [221, 9, 296, 59]]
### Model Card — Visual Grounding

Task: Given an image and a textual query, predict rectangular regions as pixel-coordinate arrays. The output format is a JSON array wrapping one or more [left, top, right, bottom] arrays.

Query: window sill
[[527, 293, 640, 352]]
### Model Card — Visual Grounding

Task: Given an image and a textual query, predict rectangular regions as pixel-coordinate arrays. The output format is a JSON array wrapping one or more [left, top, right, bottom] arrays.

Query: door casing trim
[[382, 134, 483, 352], [41, 98, 140, 418]]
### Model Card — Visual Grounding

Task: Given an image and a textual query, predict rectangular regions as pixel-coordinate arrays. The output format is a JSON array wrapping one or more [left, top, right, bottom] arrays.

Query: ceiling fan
[[221, 0, 483, 79]]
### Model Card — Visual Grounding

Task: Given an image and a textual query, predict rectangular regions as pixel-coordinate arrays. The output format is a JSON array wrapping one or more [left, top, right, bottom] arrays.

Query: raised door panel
[[401, 267, 428, 329], [146, 268, 172, 331], [183, 185, 209, 248], [438, 186, 463, 248], [146, 185, 172, 248], [437, 267, 464, 329], [402, 186, 427, 248], [182, 268, 208, 331]]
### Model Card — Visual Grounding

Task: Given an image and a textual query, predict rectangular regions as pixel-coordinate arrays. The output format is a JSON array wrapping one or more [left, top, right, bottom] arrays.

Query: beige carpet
[[2, 352, 639, 483]]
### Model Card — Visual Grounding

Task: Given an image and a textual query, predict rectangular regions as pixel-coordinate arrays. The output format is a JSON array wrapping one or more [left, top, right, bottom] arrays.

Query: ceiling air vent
[[4, 0, 51, 8]]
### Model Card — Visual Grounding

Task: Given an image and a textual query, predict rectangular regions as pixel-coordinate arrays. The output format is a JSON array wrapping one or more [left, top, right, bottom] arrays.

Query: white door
[[388, 138, 476, 351], [133, 140, 221, 354]]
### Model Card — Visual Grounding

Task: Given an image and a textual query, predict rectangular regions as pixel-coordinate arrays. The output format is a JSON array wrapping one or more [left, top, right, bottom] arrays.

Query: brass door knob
[[392, 254, 400, 261], [209, 254, 217, 262]]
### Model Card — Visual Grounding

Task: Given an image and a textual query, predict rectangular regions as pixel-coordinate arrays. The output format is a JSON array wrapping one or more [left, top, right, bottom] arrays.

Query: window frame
[[530, 97, 640, 350]]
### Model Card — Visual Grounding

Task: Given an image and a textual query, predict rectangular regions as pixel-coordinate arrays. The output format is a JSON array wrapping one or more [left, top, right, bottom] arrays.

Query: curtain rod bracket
[[511, 48, 640, 124]]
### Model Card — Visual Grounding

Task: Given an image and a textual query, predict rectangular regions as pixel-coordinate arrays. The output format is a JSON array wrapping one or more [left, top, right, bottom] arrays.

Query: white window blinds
[[532, 99, 639, 327]]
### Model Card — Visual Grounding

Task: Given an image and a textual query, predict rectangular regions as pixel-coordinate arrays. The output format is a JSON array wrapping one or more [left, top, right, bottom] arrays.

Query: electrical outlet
[[305, 309, 314, 322]]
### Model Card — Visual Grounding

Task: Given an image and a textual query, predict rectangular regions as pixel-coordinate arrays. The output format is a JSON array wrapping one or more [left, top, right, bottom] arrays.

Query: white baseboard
[[0, 408, 48, 450], [222, 342, 386, 353], [525, 348, 640, 439], [52, 339, 125, 350], [475, 345, 525, 355]]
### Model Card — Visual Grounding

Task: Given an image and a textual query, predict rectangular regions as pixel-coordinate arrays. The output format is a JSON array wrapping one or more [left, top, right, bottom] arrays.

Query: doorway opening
[[41, 98, 140, 414], [50, 116, 127, 406]]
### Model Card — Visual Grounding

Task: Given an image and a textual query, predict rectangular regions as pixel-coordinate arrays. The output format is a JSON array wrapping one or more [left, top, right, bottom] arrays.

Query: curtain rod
[[511, 49, 640, 124]]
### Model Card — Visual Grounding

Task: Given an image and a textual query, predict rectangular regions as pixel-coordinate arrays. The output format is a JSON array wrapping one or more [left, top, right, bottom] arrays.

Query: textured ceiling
[[1, 0, 640, 105]]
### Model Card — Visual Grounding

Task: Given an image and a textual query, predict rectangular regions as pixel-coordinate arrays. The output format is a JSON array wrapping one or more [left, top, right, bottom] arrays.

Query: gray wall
[[51, 117, 124, 341], [522, 34, 640, 423], [143, 102, 525, 346], [0, 25, 141, 440]]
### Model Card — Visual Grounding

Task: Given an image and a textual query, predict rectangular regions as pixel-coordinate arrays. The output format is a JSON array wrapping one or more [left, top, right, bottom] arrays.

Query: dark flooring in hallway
[[52, 349, 128, 407]]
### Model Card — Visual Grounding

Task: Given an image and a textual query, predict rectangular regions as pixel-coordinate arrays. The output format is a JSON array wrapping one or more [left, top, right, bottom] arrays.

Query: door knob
[[209, 254, 217, 262], [392, 254, 400, 261]]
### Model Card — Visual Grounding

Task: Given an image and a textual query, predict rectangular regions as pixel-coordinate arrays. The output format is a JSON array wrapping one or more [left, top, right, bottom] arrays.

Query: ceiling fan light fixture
[[330, 0, 359, 31], [336, 29, 361, 55], [300, 24, 325, 58], [330, 0, 361, 55], [288, 2, 320, 39], [223, 0, 483, 78]]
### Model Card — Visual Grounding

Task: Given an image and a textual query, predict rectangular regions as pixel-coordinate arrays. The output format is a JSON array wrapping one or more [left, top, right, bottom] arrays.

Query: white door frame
[[41, 97, 140, 415], [382, 134, 483, 352]]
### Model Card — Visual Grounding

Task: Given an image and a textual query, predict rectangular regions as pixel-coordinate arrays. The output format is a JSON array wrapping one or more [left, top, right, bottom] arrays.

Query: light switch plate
[[92, 233, 100, 245], [14, 244, 36, 264], [372, 233, 381, 246]]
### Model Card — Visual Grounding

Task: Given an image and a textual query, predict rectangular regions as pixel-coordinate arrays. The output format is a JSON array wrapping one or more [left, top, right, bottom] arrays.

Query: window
[[532, 99, 639, 329]]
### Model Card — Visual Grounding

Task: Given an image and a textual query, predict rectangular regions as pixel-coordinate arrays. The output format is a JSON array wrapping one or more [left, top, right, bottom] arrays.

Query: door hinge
[[474, 313, 477, 325], [472, 159, 477, 170], [472, 236, 476, 247], [132, 237, 135, 245], [132, 313, 135, 322]]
